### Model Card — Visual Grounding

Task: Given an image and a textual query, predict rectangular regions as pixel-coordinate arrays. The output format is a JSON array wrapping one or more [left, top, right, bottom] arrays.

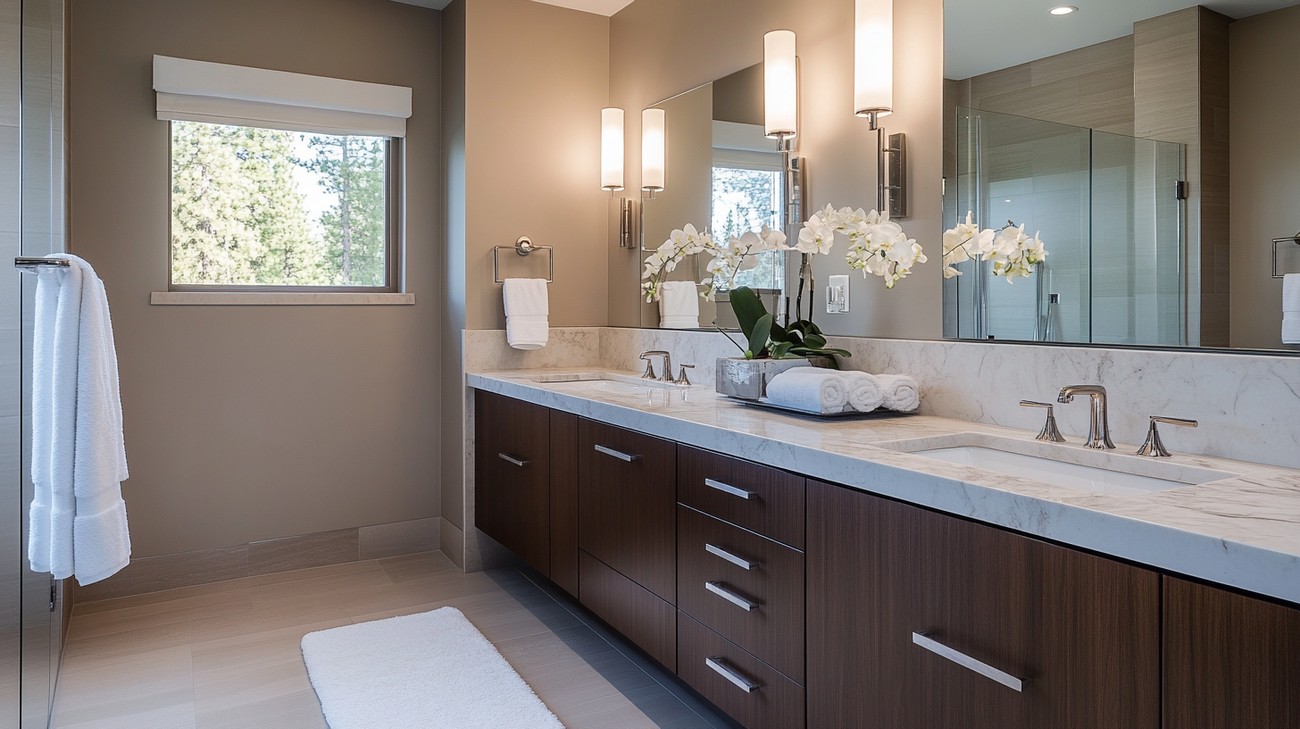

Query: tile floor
[[50, 552, 736, 729]]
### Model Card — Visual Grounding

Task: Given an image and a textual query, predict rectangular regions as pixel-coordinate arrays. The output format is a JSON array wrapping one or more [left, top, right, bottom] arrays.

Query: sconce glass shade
[[763, 30, 797, 139], [600, 107, 624, 191], [854, 0, 893, 119], [642, 107, 665, 192]]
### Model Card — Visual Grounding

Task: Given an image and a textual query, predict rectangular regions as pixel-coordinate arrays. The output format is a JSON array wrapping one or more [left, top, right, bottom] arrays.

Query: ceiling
[[945, 0, 1298, 79], [391, 0, 633, 14]]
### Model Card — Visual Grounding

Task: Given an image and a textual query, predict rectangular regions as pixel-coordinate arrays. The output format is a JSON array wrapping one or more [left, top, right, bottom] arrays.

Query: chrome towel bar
[[1271, 232, 1300, 278], [14, 257, 70, 273]]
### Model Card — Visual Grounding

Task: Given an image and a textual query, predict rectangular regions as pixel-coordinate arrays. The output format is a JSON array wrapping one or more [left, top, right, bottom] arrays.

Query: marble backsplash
[[465, 327, 1300, 470]]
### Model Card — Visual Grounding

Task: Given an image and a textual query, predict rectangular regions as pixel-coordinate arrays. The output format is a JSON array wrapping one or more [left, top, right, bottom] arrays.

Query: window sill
[[150, 291, 415, 306]]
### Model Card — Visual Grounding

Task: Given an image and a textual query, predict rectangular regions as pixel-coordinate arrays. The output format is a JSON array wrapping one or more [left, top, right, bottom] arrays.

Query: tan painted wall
[[607, 0, 944, 339], [67, 0, 442, 556], [1229, 4, 1300, 350]]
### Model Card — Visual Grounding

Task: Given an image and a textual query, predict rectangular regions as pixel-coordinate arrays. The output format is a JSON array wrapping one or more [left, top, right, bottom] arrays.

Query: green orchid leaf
[[748, 313, 773, 359], [730, 287, 769, 341], [770, 341, 794, 359]]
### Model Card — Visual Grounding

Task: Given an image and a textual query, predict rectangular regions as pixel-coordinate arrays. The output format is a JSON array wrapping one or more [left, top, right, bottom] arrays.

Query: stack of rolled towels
[[765, 367, 919, 415]]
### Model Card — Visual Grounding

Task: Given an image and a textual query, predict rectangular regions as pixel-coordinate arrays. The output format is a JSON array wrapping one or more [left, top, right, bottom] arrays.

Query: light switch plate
[[827, 275, 849, 313]]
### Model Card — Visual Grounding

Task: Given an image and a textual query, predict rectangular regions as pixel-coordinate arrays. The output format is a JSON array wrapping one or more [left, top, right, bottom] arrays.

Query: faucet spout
[[1057, 384, 1115, 449]]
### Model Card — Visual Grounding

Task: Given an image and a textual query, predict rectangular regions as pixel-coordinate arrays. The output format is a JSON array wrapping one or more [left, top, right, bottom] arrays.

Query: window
[[710, 164, 786, 292], [169, 121, 397, 289], [152, 55, 412, 294]]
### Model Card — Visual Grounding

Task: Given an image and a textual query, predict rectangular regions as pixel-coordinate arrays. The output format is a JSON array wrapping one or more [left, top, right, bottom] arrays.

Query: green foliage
[[170, 121, 388, 288], [728, 286, 851, 362]]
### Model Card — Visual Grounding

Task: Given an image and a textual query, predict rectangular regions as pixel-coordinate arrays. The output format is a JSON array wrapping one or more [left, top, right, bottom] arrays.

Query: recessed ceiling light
[[1050, 5, 1078, 15]]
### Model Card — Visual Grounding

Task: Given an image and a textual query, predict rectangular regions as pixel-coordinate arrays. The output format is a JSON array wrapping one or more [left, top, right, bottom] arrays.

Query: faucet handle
[[1019, 400, 1066, 442], [639, 354, 656, 380], [674, 364, 695, 386], [1136, 415, 1198, 457]]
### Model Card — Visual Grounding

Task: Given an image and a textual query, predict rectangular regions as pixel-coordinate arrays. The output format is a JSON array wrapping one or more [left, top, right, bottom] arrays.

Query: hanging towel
[[1283, 274, 1300, 313], [841, 371, 885, 412], [28, 255, 131, 586], [503, 278, 548, 350], [875, 373, 921, 412], [1284, 313, 1300, 345], [766, 368, 850, 414], [658, 281, 700, 329]]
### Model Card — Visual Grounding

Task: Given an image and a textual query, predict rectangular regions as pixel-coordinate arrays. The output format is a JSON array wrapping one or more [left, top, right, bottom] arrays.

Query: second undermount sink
[[880, 432, 1237, 497], [527, 371, 690, 391]]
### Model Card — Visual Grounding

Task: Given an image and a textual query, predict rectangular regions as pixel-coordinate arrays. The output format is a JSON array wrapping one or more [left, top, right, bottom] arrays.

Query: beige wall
[[1229, 4, 1300, 350], [67, 0, 442, 556], [607, 0, 944, 339], [440, 0, 609, 554]]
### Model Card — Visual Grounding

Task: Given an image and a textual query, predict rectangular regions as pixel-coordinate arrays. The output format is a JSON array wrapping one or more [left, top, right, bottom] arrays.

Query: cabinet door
[[578, 419, 677, 602], [807, 479, 1160, 729], [474, 390, 551, 575], [1164, 576, 1300, 729], [549, 410, 579, 597]]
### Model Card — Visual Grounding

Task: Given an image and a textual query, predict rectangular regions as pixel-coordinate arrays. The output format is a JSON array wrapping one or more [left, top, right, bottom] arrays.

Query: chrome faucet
[[639, 351, 672, 382], [1057, 384, 1115, 449]]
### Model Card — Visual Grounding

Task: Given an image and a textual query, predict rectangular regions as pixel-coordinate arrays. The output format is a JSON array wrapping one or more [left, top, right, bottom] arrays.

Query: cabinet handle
[[911, 632, 1024, 693], [704, 478, 756, 500], [705, 543, 759, 571], [497, 452, 529, 468], [593, 444, 640, 462], [705, 656, 762, 693], [705, 581, 757, 611]]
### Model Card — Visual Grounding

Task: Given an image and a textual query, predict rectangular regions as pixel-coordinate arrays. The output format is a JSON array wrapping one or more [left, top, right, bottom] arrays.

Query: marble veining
[[466, 368, 1300, 606]]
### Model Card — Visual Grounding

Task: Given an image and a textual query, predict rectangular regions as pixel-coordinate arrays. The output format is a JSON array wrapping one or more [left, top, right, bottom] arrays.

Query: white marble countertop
[[467, 368, 1300, 606]]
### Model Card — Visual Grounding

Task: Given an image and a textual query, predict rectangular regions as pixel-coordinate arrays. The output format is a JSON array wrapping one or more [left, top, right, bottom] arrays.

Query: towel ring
[[1270, 231, 1300, 279], [492, 236, 554, 284]]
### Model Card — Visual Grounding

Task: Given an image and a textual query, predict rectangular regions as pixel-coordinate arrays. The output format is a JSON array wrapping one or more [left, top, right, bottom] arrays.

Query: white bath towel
[[1283, 313, 1300, 345], [29, 255, 131, 585], [1284, 274, 1300, 313], [658, 281, 700, 329], [875, 373, 921, 412], [766, 368, 850, 414], [841, 371, 885, 412], [502, 278, 548, 350]]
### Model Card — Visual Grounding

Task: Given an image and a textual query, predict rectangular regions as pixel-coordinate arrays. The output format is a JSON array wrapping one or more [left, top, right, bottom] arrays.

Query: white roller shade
[[153, 55, 413, 138]]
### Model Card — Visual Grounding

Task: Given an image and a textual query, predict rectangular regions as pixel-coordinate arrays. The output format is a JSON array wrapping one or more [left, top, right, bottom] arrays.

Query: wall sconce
[[854, 0, 907, 217], [641, 108, 666, 197], [601, 107, 637, 248], [764, 29, 805, 235]]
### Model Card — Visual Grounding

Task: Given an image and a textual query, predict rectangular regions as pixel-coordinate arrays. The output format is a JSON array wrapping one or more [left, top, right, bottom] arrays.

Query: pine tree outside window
[[169, 121, 398, 291]]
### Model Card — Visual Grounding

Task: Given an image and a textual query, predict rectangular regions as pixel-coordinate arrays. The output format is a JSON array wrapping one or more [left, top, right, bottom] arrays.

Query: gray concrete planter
[[715, 355, 835, 400]]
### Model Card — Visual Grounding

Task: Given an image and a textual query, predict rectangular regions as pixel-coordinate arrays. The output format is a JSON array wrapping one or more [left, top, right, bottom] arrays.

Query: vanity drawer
[[678, 445, 805, 549], [677, 505, 805, 682], [579, 419, 677, 602], [580, 551, 676, 670], [677, 613, 805, 729]]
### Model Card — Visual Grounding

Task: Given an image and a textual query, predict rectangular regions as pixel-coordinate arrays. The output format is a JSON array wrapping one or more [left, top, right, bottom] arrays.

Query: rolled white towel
[[875, 374, 920, 412], [841, 371, 885, 412], [766, 368, 849, 414], [1283, 313, 1300, 345]]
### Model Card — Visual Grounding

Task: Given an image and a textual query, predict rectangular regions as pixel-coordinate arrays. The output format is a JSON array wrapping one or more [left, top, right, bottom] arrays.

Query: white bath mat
[[301, 606, 564, 729]]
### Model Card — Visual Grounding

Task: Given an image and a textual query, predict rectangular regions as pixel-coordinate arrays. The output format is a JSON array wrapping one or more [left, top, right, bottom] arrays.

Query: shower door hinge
[[1175, 181, 1189, 200]]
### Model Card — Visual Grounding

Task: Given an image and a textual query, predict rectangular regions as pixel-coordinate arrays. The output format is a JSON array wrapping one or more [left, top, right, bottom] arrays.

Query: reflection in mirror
[[943, 0, 1300, 352], [639, 63, 793, 330]]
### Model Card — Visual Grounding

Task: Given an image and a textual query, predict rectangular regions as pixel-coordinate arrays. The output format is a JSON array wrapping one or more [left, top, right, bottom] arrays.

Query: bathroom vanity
[[469, 372, 1300, 729]]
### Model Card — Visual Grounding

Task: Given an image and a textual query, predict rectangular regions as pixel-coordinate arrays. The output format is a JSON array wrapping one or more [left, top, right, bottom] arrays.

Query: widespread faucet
[[1057, 384, 1115, 450], [639, 351, 672, 382]]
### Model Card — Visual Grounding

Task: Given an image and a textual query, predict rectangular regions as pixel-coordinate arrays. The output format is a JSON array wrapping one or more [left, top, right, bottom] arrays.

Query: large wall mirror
[[637, 63, 795, 331], [942, 0, 1300, 352]]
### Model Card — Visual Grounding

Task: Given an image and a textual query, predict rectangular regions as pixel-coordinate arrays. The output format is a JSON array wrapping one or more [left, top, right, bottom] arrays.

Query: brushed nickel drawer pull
[[911, 632, 1024, 692], [704, 478, 755, 500], [593, 444, 640, 462], [705, 656, 762, 693], [497, 452, 528, 468], [705, 581, 757, 611], [705, 543, 758, 570]]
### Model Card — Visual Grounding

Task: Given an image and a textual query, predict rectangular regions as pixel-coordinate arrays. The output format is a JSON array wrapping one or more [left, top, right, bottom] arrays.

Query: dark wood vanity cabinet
[[474, 390, 553, 576], [1163, 576, 1300, 729], [806, 478, 1161, 729], [577, 419, 678, 667]]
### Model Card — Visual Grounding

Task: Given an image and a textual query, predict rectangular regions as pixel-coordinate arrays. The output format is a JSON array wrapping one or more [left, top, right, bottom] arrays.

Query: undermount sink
[[880, 432, 1237, 497], [527, 371, 690, 391]]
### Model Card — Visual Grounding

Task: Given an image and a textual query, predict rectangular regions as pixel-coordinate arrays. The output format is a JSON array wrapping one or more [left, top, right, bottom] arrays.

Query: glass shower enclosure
[[944, 107, 1187, 346]]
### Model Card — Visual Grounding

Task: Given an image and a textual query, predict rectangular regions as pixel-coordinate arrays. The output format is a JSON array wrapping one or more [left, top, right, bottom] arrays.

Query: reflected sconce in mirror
[[601, 106, 637, 248], [764, 29, 805, 234], [641, 108, 666, 197], [855, 0, 907, 218]]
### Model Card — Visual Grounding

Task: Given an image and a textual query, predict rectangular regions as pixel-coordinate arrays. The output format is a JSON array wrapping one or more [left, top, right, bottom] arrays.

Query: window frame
[[165, 121, 404, 294]]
